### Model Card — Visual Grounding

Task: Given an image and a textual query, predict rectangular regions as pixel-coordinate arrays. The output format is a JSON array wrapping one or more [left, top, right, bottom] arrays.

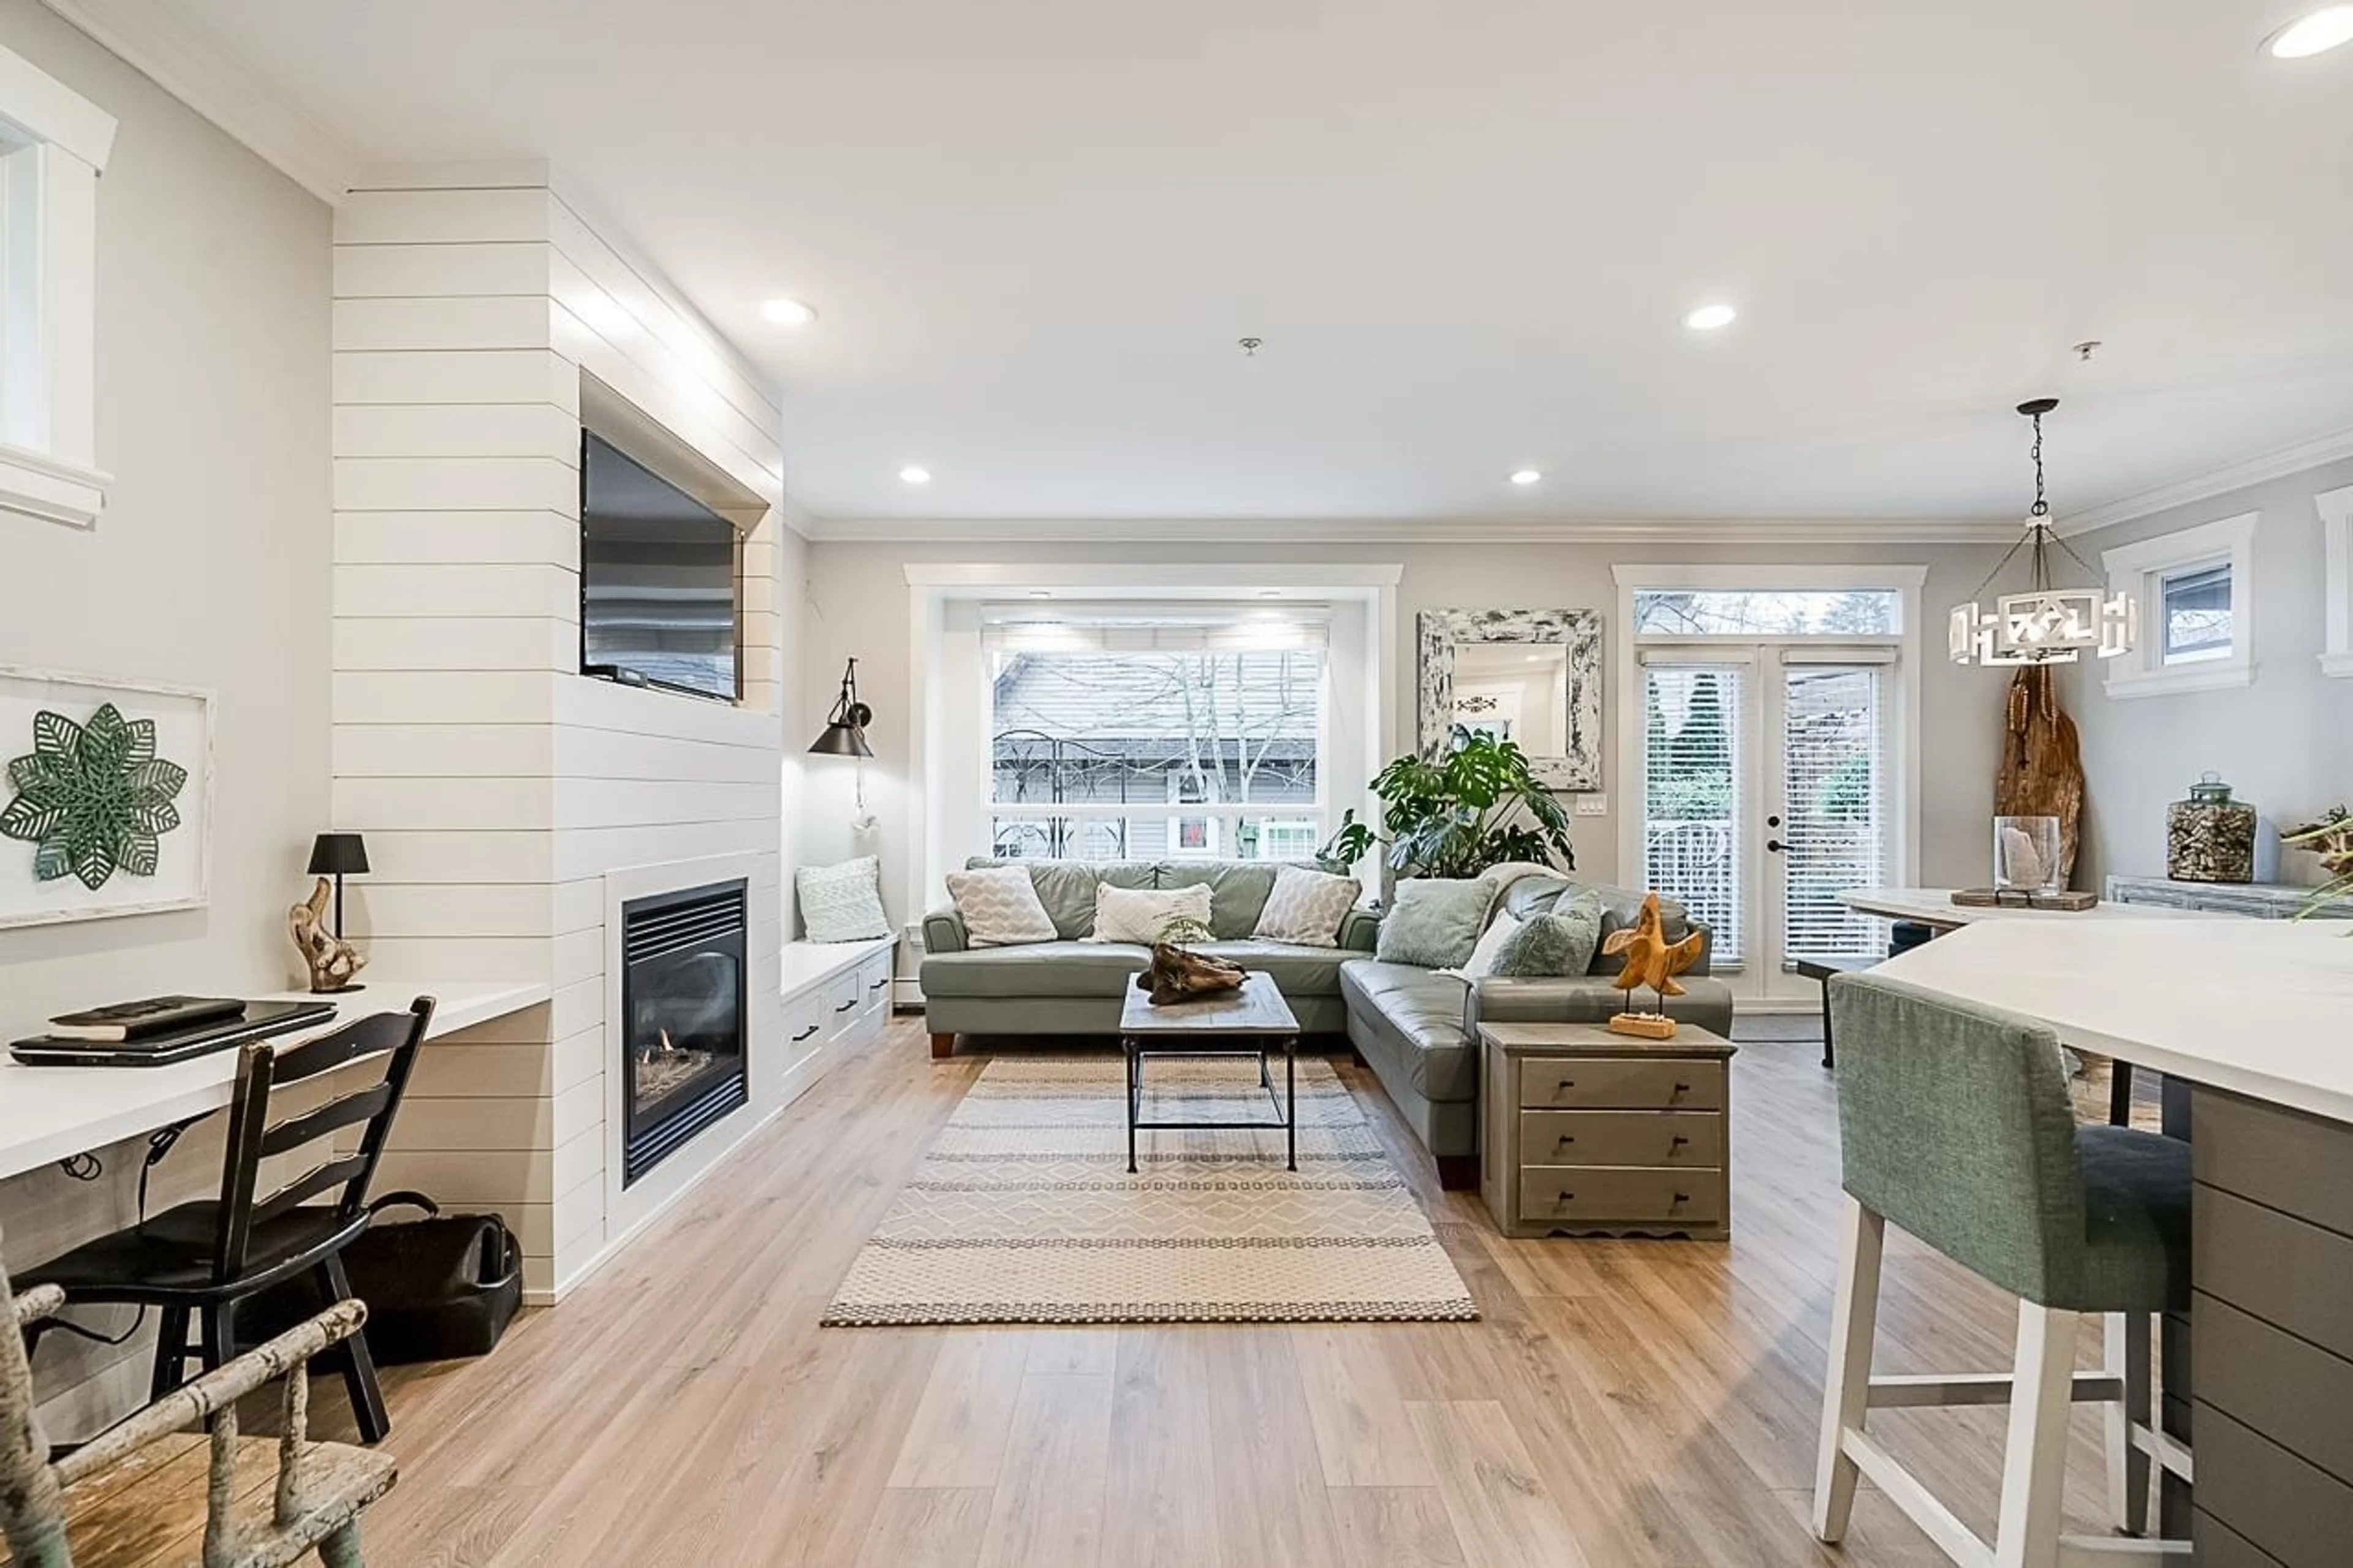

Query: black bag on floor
[[239, 1192, 522, 1366]]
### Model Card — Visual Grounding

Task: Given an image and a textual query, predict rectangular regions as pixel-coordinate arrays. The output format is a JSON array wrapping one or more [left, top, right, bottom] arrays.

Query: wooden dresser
[[1477, 1021, 1737, 1241]]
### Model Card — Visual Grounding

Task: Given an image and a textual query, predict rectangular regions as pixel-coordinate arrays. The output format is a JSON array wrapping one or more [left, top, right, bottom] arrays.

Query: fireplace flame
[[657, 1028, 675, 1053]]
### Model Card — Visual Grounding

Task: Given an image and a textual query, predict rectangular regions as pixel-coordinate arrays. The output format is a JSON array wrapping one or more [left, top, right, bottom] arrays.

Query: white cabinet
[[773, 935, 896, 1107]]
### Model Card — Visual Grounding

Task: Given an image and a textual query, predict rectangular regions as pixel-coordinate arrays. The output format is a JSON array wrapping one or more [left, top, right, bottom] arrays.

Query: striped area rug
[[822, 1054, 1478, 1326]]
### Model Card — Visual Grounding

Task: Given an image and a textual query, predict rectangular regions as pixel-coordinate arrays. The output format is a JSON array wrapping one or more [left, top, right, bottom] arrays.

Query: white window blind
[[1642, 663, 1742, 966], [980, 603, 1332, 653], [1780, 662, 1887, 964]]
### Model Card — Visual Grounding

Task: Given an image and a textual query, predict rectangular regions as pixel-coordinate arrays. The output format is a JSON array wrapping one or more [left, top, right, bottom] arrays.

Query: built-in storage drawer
[[2194, 1185, 2353, 1358], [2194, 1292, 2353, 1486], [1517, 1058, 1724, 1112], [1515, 1166, 1724, 1230], [2193, 1403, 2353, 1568], [858, 953, 893, 1013], [824, 971, 863, 1034], [782, 987, 825, 1053], [1519, 1110, 1724, 1168]]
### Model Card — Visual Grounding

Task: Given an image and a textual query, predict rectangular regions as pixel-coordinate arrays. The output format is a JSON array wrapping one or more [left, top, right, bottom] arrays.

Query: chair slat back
[[1827, 971, 2088, 1306], [212, 998, 435, 1281]]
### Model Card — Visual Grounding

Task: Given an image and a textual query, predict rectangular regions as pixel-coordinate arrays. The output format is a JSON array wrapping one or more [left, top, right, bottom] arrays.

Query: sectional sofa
[[920, 857, 1732, 1187]]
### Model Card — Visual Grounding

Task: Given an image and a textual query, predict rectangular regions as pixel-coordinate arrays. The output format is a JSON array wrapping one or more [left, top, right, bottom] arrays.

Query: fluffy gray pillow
[[1491, 889, 1605, 978], [1374, 877, 1499, 969]]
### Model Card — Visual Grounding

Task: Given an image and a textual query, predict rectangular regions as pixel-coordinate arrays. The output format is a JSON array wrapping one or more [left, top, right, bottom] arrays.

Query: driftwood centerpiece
[[1135, 914, 1245, 1006], [289, 876, 367, 994]]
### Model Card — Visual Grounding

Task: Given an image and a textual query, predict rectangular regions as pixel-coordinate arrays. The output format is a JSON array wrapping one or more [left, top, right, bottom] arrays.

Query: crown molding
[[799, 514, 2016, 546], [2056, 425, 2353, 538], [40, 0, 359, 205]]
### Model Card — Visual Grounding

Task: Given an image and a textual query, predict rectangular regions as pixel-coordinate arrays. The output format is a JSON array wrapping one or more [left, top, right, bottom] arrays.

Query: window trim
[[2099, 512, 2257, 699], [2319, 485, 2353, 680], [0, 41, 114, 529]]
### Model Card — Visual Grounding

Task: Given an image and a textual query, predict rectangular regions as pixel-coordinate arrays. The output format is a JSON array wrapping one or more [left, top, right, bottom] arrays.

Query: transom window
[[2101, 512, 2258, 698], [983, 607, 1327, 862], [2159, 562, 2232, 665], [1633, 589, 1901, 637]]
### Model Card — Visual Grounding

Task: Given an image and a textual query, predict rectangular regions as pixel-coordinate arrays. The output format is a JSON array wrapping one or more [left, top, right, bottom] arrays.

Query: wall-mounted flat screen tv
[[580, 432, 740, 702]]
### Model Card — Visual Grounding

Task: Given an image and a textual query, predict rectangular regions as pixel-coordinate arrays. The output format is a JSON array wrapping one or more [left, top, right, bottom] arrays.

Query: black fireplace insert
[[620, 879, 749, 1186]]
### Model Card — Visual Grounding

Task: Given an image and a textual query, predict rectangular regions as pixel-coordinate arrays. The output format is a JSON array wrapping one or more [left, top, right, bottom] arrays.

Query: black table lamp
[[306, 832, 369, 939], [809, 657, 875, 757]]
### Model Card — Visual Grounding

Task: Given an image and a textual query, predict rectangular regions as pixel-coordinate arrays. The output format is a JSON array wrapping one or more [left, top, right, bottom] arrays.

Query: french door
[[1638, 647, 1895, 1004]]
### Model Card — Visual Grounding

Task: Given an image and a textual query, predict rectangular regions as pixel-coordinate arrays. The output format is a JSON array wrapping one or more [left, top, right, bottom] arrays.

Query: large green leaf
[[121, 833, 159, 877], [0, 794, 61, 841], [30, 710, 78, 758], [78, 704, 134, 776], [31, 834, 69, 882], [128, 798, 180, 836], [9, 751, 71, 805], [67, 825, 117, 890], [127, 757, 188, 804]]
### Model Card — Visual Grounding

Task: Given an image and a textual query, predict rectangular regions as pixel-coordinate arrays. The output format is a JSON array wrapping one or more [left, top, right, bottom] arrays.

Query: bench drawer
[[1520, 1110, 1724, 1168], [858, 953, 893, 1012], [1516, 1166, 1724, 1230], [782, 987, 825, 1052], [1517, 1058, 1724, 1112]]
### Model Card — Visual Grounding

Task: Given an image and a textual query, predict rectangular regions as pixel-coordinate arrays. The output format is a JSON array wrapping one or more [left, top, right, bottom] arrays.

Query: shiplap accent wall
[[330, 163, 789, 1300]]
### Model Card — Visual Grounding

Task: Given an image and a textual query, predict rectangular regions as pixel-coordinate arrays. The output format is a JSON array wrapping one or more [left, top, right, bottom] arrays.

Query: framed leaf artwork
[[0, 668, 214, 928]]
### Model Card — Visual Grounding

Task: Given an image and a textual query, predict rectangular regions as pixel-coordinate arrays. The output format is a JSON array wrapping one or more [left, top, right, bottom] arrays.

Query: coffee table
[[1118, 971, 1300, 1173]]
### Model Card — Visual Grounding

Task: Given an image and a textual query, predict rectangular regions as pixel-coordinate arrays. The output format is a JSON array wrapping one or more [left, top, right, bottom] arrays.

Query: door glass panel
[[1780, 665, 1888, 964], [1633, 589, 1900, 636], [1642, 664, 1742, 966]]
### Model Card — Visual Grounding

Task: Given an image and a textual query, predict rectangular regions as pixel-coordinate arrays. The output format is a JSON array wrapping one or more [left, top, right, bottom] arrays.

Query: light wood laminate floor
[[343, 1015, 2124, 1567]]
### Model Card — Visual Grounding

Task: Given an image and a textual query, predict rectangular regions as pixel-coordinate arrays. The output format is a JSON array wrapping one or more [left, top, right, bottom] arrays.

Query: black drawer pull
[[1554, 1135, 1575, 1147], [1671, 1135, 1689, 1146], [1673, 1192, 1691, 1204], [1673, 1083, 1691, 1094], [870, 978, 889, 991], [835, 999, 857, 1012], [791, 1025, 819, 1042], [1554, 1193, 1575, 1204]]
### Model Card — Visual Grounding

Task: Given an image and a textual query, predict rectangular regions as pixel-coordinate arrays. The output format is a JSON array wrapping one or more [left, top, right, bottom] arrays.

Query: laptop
[[10, 1000, 340, 1067]]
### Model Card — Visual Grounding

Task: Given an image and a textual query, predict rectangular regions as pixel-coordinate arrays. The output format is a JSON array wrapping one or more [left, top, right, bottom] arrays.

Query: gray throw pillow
[[1374, 877, 1498, 969], [1491, 890, 1605, 978]]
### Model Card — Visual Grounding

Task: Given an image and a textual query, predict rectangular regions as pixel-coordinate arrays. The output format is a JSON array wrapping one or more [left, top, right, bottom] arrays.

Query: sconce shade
[[809, 657, 876, 757], [306, 832, 370, 876]]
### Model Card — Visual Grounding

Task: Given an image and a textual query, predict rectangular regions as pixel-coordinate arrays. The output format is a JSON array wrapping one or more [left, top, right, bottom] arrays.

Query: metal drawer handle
[[1673, 1083, 1691, 1094], [791, 1025, 819, 1042], [1554, 1193, 1574, 1204], [835, 999, 857, 1012], [1671, 1135, 1689, 1146], [1554, 1135, 1575, 1147], [870, 978, 889, 991], [1673, 1192, 1691, 1204]]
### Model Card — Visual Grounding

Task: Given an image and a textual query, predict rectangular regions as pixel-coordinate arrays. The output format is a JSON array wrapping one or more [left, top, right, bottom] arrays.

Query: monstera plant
[[1321, 726, 1575, 881]]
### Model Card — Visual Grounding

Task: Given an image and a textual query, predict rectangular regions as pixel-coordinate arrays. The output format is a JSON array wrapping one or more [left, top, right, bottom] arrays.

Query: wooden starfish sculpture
[[1601, 892, 1705, 1037]]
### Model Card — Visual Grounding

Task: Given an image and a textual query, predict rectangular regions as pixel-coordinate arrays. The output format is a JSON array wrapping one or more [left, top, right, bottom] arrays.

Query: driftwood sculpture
[[289, 876, 367, 994], [1136, 942, 1246, 1007], [1996, 664, 2086, 888], [1601, 892, 1706, 1039]]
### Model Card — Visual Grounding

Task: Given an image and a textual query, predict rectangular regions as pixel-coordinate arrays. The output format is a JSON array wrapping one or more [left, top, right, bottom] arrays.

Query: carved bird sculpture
[[1602, 892, 1705, 1002]]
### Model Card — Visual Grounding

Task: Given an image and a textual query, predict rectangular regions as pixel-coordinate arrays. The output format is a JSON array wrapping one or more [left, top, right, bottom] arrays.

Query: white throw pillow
[[797, 855, 890, 942], [944, 865, 1059, 947], [1252, 865, 1363, 947], [1087, 882, 1214, 945], [1451, 911, 1523, 980]]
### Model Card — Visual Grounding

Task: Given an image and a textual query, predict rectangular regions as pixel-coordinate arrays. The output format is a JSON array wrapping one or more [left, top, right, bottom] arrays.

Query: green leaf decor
[[0, 704, 188, 890]]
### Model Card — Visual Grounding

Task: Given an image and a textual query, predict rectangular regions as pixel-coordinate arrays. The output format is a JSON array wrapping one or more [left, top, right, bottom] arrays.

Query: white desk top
[[0, 979, 550, 1183], [1874, 919, 2353, 1126], [1842, 887, 2213, 927]]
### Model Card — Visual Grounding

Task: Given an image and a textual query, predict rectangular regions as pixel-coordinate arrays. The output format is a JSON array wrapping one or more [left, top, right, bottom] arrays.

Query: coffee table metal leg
[[1286, 1034, 1297, 1172], [1125, 1037, 1138, 1174]]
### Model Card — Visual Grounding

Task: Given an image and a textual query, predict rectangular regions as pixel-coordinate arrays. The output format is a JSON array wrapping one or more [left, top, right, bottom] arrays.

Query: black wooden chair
[[22, 997, 434, 1446]]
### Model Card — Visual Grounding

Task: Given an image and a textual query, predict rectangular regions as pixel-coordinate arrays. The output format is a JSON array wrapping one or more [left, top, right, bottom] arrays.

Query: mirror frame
[[1415, 608, 1604, 790]]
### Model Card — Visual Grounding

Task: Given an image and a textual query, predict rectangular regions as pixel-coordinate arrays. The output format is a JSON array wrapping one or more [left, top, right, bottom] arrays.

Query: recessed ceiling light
[[1682, 303, 1738, 331], [760, 297, 817, 327], [898, 465, 931, 485], [2265, 6, 2353, 56], [1509, 469, 1543, 486]]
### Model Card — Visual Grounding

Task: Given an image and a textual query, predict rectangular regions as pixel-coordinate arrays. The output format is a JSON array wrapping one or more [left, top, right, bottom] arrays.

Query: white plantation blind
[[980, 603, 1333, 653], [1642, 663, 1743, 966], [1780, 661, 1887, 964]]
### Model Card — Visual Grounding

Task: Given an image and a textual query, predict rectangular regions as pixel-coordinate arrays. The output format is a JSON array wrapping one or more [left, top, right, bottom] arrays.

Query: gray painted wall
[[2059, 458, 2353, 889], [801, 538, 2012, 929]]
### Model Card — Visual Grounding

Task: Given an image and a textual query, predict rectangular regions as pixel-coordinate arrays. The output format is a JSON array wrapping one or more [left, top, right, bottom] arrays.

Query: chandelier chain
[[2028, 409, 2048, 518]]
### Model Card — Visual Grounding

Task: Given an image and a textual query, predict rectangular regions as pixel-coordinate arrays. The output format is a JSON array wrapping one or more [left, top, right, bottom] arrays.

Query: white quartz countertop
[[1842, 887, 2215, 926], [0, 979, 550, 1183], [1873, 919, 2353, 1126]]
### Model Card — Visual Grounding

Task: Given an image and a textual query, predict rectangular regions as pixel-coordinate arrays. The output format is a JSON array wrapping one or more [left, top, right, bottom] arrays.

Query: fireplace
[[620, 879, 749, 1186]]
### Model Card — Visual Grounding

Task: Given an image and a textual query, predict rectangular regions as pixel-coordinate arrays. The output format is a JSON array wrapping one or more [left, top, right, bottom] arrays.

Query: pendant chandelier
[[1948, 398, 2137, 667]]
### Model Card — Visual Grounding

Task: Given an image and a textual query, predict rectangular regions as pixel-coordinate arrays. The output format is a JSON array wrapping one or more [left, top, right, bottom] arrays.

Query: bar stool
[[1811, 972, 2192, 1568]]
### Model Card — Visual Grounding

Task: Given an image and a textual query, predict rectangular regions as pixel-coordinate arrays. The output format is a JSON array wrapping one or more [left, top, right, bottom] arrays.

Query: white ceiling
[[189, 0, 2353, 525]]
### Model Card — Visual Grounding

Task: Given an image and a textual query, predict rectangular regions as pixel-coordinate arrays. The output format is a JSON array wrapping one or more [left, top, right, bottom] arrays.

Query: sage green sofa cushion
[[961, 857, 1155, 940], [1156, 861, 1311, 939], [920, 938, 1354, 1002], [1828, 971, 2189, 1313], [1338, 960, 1477, 1103], [1374, 878, 1498, 969]]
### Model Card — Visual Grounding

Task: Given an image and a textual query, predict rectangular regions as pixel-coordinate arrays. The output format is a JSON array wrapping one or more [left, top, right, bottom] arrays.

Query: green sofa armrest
[[1338, 907, 1381, 953], [1683, 920, 1715, 977], [922, 906, 969, 954]]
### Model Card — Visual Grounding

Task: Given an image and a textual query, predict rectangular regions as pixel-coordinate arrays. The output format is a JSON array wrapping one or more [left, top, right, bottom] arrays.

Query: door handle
[[1766, 839, 1786, 854], [1767, 814, 1782, 828]]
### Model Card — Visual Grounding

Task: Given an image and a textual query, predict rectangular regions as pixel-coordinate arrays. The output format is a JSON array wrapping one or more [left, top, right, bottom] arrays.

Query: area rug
[[822, 1055, 1479, 1326]]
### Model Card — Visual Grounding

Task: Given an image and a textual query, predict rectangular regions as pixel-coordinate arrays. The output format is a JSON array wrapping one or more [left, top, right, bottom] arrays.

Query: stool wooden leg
[[1812, 1195, 1884, 1543], [2104, 1312, 2153, 1536], [1992, 1300, 2078, 1568]]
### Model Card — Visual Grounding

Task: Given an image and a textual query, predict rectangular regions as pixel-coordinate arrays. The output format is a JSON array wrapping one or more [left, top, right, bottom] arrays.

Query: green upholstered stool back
[[1828, 971, 2089, 1308]]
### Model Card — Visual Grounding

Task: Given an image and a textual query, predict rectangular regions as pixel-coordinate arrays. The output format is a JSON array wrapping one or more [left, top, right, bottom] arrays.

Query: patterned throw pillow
[[1088, 882, 1214, 945], [797, 855, 890, 942], [1488, 890, 1606, 978], [944, 865, 1059, 947], [1252, 865, 1362, 947], [1452, 911, 1523, 979], [1374, 877, 1500, 970]]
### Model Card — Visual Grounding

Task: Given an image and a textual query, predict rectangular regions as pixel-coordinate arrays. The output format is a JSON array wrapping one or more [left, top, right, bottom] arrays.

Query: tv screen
[[580, 433, 740, 702]]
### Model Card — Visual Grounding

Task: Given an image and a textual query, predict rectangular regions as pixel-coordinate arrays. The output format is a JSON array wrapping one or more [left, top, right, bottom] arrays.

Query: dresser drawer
[[858, 953, 893, 1012], [782, 987, 825, 1052], [1517, 1058, 1724, 1112], [1517, 1166, 1724, 1229], [824, 971, 863, 1031], [1520, 1110, 1723, 1168]]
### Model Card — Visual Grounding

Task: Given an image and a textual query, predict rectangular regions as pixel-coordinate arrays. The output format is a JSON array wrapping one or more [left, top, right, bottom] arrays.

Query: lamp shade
[[306, 831, 370, 876], [809, 721, 875, 758], [808, 657, 876, 757]]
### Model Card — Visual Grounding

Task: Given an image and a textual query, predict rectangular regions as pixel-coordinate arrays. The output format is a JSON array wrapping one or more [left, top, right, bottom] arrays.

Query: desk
[[1841, 885, 2213, 933], [0, 980, 550, 1183], [1874, 918, 2353, 1566]]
